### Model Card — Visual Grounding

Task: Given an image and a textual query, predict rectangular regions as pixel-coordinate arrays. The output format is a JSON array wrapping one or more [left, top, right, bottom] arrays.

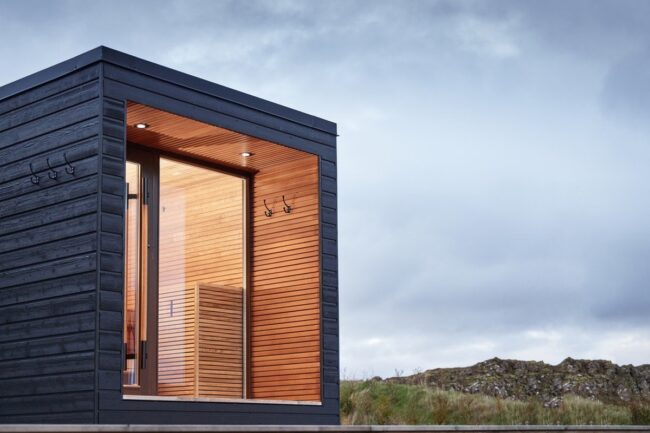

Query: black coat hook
[[46, 158, 58, 180], [63, 152, 75, 175], [29, 162, 40, 185], [282, 195, 292, 214], [263, 199, 273, 217]]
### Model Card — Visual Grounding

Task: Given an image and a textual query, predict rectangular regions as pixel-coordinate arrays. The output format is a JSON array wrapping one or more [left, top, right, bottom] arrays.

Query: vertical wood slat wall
[[250, 154, 321, 401]]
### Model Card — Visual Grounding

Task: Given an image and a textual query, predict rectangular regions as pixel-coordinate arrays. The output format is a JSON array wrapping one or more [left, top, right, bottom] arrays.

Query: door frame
[[123, 145, 159, 396], [123, 142, 252, 398]]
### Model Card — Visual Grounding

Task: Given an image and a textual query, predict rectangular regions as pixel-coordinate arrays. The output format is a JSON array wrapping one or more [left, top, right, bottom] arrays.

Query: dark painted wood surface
[[0, 65, 102, 423]]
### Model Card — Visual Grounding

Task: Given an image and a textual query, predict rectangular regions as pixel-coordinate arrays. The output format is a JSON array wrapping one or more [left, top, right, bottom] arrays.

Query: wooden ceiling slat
[[127, 102, 317, 172]]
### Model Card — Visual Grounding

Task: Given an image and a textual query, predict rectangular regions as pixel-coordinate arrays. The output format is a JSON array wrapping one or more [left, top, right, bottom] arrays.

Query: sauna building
[[0, 47, 339, 424]]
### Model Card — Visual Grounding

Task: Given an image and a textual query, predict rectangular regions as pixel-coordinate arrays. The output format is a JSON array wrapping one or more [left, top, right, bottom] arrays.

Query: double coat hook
[[263, 196, 294, 217]]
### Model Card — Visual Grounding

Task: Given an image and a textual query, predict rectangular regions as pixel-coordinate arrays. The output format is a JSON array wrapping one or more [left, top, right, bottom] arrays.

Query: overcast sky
[[2, 0, 649, 378]]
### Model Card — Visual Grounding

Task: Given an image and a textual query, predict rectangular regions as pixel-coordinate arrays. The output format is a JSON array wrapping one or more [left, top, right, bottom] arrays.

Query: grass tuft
[[340, 380, 648, 425]]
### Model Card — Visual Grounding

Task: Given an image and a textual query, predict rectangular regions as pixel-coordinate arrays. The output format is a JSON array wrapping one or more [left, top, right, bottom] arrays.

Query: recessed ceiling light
[[240, 152, 253, 157], [135, 123, 149, 129]]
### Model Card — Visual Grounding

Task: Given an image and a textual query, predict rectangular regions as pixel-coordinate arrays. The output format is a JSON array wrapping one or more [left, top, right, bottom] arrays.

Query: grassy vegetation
[[340, 380, 650, 425]]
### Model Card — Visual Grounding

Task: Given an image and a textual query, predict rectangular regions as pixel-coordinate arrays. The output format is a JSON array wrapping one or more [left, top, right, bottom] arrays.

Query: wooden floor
[[0, 426, 648, 433]]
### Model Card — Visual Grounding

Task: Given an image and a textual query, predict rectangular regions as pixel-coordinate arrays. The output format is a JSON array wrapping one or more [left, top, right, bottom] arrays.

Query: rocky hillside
[[386, 358, 650, 407]]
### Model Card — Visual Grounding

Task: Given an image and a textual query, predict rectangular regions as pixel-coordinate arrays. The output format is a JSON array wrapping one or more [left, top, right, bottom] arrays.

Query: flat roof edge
[[100, 47, 337, 136], [0, 46, 337, 136], [0, 46, 104, 102]]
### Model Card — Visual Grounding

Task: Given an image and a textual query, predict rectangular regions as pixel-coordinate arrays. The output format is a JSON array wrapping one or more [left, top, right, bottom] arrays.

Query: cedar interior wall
[[0, 65, 102, 423], [124, 103, 324, 402], [250, 154, 321, 401]]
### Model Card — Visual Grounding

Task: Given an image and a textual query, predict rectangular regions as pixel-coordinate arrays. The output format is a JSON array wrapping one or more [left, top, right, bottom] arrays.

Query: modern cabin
[[0, 47, 338, 424]]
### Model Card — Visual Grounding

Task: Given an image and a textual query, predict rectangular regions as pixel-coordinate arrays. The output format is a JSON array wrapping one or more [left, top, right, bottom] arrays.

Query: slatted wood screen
[[196, 283, 243, 398], [250, 155, 321, 401]]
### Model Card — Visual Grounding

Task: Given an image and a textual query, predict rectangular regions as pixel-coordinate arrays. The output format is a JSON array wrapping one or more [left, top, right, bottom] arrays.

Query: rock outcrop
[[387, 358, 650, 407]]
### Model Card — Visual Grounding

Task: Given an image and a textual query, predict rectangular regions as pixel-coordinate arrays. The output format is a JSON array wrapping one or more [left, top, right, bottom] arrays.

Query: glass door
[[123, 146, 247, 399], [157, 157, 247, 398]]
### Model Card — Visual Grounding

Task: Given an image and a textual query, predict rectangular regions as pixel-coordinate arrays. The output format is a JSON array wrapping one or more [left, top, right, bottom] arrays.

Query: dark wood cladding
[[0, 46, 338, 425], [0, 64, 102, 423]]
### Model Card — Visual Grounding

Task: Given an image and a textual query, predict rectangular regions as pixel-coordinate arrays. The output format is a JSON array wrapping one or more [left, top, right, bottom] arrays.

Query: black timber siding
[[0, 64, 102, 423], [0, 46, 338, 425]]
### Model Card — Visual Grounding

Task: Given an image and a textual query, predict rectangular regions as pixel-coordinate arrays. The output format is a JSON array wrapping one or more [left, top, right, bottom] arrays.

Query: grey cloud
[[2, 0, 649, 377], [601, 47, 650, 120]]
